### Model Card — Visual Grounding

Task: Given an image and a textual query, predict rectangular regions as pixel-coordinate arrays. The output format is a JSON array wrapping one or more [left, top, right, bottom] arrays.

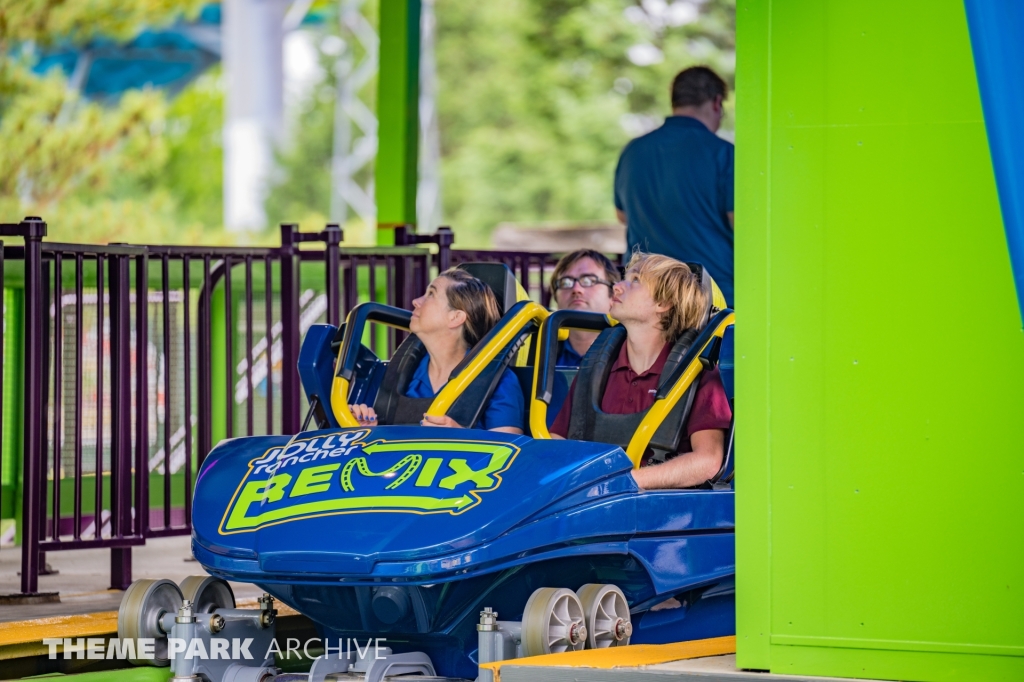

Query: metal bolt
[[615, 620, 633, 640], [568, 622, 587, 645], [209, 613, 226, 633], [258, 593, 277, 628], [477, 607, 498, 632], [176, 599, 195, 624]]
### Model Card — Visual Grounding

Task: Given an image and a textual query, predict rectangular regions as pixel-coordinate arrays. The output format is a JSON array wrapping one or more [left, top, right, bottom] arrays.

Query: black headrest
[[457, 263, 520, 317], [683, 262, 723, 327]]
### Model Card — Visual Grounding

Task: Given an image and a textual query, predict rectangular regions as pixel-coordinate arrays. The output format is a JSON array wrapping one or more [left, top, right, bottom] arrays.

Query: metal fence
[[0, 219, 439, 595], [0, 217, 590, 596], [395, 225, 566, 307]]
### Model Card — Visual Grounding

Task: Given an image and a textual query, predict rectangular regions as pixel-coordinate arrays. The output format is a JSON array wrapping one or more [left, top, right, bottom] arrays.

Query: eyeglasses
[[553, 275, 614, 290]]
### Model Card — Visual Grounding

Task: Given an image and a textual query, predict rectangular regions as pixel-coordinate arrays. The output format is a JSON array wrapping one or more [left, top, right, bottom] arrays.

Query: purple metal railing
[[0, 218, 440, 594], [1, 217, 591, 595]]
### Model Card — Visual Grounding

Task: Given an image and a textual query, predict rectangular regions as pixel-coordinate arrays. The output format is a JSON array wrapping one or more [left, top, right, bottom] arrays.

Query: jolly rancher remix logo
[[219, 429, 519, 534]]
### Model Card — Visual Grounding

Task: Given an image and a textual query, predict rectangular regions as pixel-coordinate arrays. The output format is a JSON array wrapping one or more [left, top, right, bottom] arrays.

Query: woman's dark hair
[[439, 267, 501, 348]]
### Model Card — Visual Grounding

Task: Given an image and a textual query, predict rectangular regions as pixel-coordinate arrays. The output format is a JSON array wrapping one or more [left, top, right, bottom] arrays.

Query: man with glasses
[[549, 249, 620, 367]]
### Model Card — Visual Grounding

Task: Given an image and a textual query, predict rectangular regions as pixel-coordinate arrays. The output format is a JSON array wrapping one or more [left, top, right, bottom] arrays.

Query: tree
[[434, 0, 736, 245], [0, 0, 227, 244], [265, 0, 735, 247]]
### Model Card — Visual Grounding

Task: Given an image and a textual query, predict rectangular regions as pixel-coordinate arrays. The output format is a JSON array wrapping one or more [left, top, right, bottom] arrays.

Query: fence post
[[18, 217, 46, 595], [279, 224, 301, 434], [133, 252, 149, 540], [435, 226, 453, 272], [108, 254, 133, 589], [323, 224, 342, 327], [394, 225, 453, 274]]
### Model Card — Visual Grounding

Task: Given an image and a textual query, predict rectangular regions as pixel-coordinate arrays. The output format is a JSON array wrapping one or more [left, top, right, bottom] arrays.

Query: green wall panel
[[735, 1, 1024, 679]]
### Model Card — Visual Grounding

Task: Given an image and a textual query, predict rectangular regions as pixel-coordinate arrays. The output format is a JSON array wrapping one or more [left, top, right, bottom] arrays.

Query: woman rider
[[349, 268, 525, 434]]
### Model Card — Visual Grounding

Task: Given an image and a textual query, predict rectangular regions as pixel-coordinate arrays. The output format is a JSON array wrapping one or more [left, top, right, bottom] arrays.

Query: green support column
[[375, 0, 421, 245], [734, 0, 772, 669], [735, 1, 1024, 680]]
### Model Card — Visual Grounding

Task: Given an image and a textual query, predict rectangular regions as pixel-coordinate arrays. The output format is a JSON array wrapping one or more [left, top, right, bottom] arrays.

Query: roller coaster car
[[190, 263, 736, 680]]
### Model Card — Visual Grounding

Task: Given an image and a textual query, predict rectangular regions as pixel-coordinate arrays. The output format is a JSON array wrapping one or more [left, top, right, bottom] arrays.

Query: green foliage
[[0, 0, 202, 46], [0, 62, 168, 207], [162, 71, 225, 229], [0, 0, 230, 244], [0, 0, 735, 247], [435, 0, 735, 245], [267, 0, 735, 247]]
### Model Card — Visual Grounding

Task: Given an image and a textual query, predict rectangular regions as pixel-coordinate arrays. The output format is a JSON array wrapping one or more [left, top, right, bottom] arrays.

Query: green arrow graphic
[[225, 493, 475, 531]]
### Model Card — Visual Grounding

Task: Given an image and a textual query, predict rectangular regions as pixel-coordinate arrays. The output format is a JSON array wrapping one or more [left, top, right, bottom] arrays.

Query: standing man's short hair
[[671, 66, 727, 108]]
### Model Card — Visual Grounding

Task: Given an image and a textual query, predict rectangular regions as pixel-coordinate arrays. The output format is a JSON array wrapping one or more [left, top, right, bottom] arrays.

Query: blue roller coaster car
[[191, 264, 736, 679]]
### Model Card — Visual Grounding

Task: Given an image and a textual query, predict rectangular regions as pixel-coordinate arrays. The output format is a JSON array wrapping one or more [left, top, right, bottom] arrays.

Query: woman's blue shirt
[[404, 355, 525, 431]]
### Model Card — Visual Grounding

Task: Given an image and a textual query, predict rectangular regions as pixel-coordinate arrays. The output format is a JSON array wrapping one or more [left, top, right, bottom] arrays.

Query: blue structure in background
[[32, 6, 223, 99], [31, 4, 323, 99], [965, 0, 1024, 323]]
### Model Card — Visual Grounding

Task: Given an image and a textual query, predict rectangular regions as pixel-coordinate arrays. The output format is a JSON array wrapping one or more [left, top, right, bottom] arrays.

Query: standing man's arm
[[614, 146, 630, 230], [727, 211, 734, 229]]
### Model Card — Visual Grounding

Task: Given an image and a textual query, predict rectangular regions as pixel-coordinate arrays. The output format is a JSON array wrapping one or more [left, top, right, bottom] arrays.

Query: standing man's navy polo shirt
[[614, 116, 735, 304], [405, 355, 524, 431]]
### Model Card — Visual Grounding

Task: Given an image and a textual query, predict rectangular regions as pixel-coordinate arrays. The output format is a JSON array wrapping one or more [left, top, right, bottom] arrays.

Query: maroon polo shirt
[[550, 340, 732, 464]]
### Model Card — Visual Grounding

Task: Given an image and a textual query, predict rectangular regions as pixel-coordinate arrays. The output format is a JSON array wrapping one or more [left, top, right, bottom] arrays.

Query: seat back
[[372, 334, 435, 426], [563, 262, 722, 462], [337, 264, 540, 428], [513, 365, 576, 436], [707, 324, 735, 488], [684, 261, 727, 325], [457, 262, 528, 315], [370, 262, 538, 428], [565, 326, 701, 460]]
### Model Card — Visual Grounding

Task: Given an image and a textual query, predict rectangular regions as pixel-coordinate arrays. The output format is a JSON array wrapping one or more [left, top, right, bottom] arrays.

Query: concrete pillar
[[223, 0, 287, 231]]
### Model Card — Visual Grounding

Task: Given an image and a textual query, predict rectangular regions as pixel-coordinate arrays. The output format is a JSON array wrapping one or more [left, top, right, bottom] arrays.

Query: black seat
[[565, 262, 724, 464], [372, 263, 531, 428], [706, 324, 735, 489], [565, 326, 701, 462]]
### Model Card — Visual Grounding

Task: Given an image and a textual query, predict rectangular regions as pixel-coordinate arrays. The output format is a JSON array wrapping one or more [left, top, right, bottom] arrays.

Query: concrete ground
[[501, 656, 884, 682], [0, 535, 266, 623]]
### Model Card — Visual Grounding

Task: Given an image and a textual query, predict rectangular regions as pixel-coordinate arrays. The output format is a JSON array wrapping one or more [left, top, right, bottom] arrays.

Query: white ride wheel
[[180, 575, 235, 613], [576, 584, 632, 648], [521, 587, 588, 657], [117, 578, 183, 666]]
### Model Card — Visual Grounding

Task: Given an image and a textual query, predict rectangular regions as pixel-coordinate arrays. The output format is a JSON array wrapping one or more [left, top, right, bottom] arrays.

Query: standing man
[[549, 249, 620, 366], [614, 66, 735, 305]]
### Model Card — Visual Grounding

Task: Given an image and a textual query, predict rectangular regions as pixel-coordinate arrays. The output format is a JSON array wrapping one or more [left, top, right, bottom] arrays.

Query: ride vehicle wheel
[[521, 587, 588, 656], [117, 578, 183, 666], [576, 583, 632, 648], [179, 575, 235, 613]]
